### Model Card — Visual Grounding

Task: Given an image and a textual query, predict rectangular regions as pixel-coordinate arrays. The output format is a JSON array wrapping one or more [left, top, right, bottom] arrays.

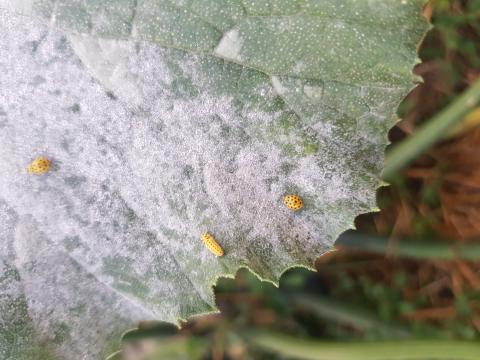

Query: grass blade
[[291, 294, 412, 339], [247, 331, 480, 360], [384, 79, 480, 181], [336, 231, 480, 260]]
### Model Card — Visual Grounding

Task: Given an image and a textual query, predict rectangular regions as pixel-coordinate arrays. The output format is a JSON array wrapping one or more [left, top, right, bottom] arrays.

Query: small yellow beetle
[[201, 232, 224, 257], [27, 157, 51, 174], [283, 194, 303, 211]]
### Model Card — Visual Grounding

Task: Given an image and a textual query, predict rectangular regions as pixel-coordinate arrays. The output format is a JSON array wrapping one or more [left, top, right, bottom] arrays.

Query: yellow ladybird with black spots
[[201, 232, 224, 257], [27, 157, 51, 174], [283, 194, 303, 211]]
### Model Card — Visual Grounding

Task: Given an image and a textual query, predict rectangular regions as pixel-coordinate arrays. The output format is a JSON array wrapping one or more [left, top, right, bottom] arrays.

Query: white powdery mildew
[[0, 12, 159, 360], [96, 41, 343, 280], [13, 215, 153, 359], [0, 201, 18, 259], [0, 0, 427, 356], [68, 34, 144, 106], [0, 11, 349, 358], [1, 25, 209, 324], [214, 29, 244, 62], [0, 0, 376, 310]]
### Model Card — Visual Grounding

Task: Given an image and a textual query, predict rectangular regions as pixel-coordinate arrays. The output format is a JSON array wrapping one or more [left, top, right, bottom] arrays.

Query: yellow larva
[[27, 157, 51, 175], [283, 194, 303, 211], [201, 232, 224, 257]]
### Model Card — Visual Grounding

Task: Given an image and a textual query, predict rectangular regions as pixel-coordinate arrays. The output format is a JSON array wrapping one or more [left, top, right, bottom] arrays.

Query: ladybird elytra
[[283, 194, 303, 211], [201, 232, 224, 257], [27, 157, 51, 174]]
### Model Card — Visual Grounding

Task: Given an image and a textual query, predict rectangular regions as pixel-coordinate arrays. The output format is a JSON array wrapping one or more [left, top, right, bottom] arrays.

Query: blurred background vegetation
[[117, 1, 480, 358]]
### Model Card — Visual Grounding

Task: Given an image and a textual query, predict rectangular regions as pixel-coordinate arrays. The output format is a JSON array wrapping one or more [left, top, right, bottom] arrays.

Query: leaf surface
[[0, 1, 428, 359]]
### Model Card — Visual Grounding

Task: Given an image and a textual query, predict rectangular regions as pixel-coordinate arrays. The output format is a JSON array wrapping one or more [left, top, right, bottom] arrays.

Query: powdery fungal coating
[[284, 194, 304, 211], [0, 2, 429, 359], [27, 157, 51, 174], [201, 232, 225, 257]]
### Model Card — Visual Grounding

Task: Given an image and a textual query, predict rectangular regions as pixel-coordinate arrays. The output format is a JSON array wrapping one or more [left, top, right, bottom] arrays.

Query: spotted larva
[[201, 232, 224, 257]]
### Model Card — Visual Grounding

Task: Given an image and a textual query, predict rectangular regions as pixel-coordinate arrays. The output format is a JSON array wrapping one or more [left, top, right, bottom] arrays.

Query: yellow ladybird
[[201, 232, 224, 257], [27, 157, 51, 174], [283, 194, 303, 211]]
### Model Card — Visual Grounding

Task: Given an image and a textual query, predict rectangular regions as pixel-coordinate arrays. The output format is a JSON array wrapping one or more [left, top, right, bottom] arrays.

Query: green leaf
[[247, 331, 480, 360], [0, 1, 428, 359]]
